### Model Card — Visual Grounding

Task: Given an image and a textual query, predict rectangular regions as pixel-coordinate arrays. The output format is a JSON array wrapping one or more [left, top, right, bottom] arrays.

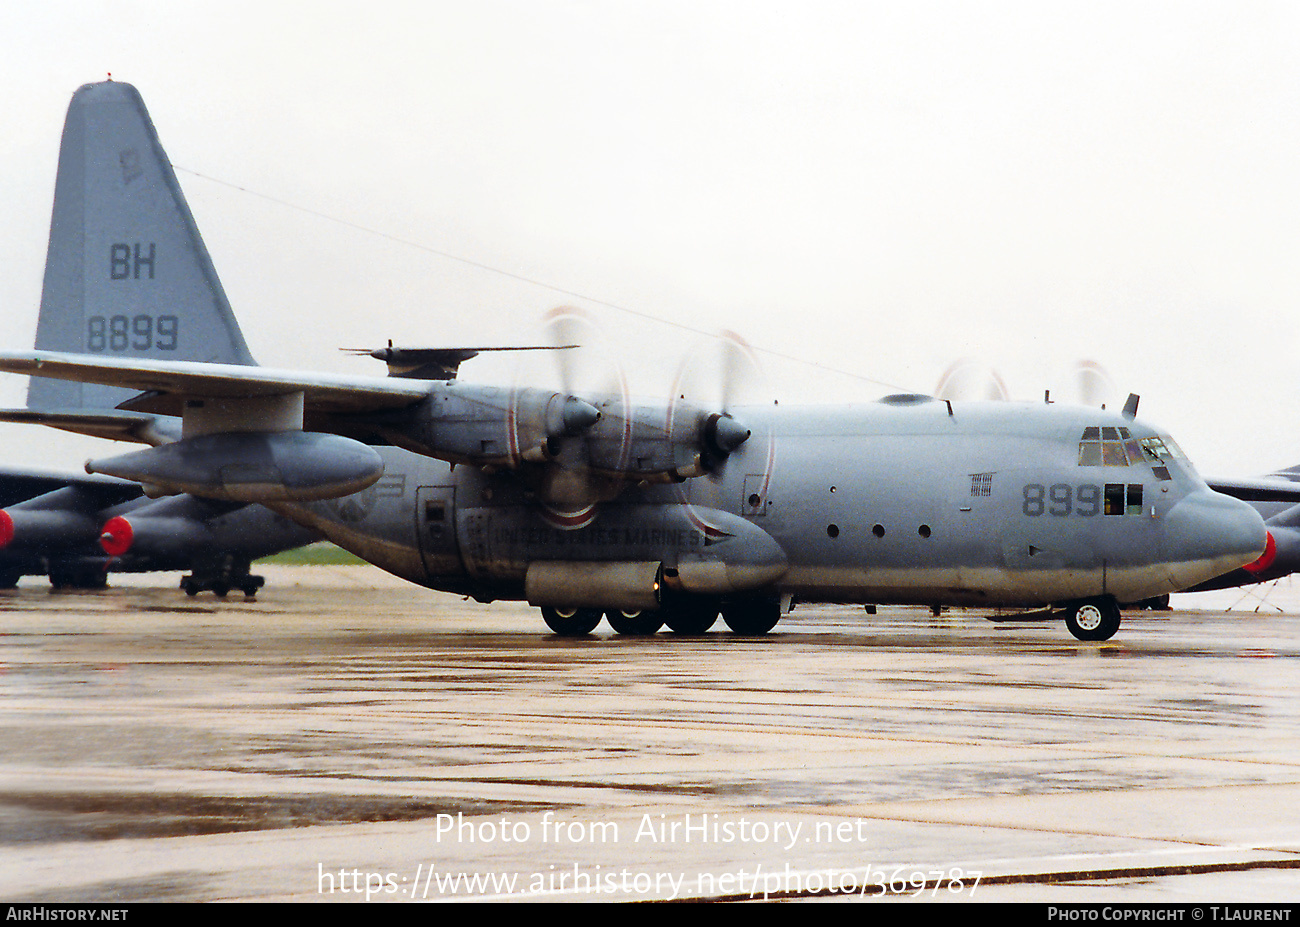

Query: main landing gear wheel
[[179, 556, 264, 598], [721, 596, 781, 635], [49, 567, 107, 590], [1064, 597, 1122, 642], [1128, 594, 1171, 611], [181, 573, 265, 597], [541, 606, 603, 636], [662, 597, 719, 635], [605, 609, 664, 635]]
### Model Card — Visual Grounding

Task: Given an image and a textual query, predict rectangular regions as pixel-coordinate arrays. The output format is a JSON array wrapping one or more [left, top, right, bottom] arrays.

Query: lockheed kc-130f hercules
[[0, 80, 1272, 640]]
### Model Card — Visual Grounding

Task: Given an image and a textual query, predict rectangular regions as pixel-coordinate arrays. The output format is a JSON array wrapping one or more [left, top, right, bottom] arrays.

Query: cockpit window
[[1081, 423, 1190, 483], [1079, 427, 1192, 479], [1139, 435, 1189, 463], [1159, 435, 1189, 461], [1078, 426, 1134, 467], [1102, 441, 1129, 466], [1139, 437, 1169, 462]]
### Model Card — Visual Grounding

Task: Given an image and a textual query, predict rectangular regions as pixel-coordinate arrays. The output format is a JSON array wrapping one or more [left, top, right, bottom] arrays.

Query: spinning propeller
[[350, 308, 766, 528], [935, 357, 1117, 407], [934, 358, 1009, 401], [668, 329, 759, 475], [512, 309, 762, 526], [1064, 360, 1116, 408], [665, 329, 775, 524], [523, 307, 631, 525]]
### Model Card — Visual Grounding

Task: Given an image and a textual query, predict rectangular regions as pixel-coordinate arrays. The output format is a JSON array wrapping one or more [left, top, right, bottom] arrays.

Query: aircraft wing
[[0, 349, 736, 502], [1205, 477, 1300, 503], [0, 352, 432, 416], [0, 466, 139, 508]]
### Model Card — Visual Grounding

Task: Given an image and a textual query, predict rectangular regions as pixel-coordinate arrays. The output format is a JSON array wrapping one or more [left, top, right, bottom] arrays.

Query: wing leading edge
[[1205, 477, 1300, 504], [0, 351, 431, 416]]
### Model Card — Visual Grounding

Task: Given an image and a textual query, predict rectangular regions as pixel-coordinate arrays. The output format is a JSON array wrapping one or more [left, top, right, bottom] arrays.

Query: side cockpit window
[[1140, 435, 1190, 481], [1152, 435, 1189, 461], [1104, 482, 1144, 515], [1139, 436, 1168, 462]]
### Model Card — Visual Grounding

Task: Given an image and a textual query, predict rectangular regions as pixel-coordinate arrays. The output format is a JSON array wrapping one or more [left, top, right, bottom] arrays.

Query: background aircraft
[[0, 467, 137, 587], [1192, 466, 1300, 594], [0, 468, 315, 593], [0, 81, 1274, 638], [0, 80, 315, 593]]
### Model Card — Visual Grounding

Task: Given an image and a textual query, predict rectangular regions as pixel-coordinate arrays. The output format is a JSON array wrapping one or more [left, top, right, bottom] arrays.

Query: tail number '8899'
[[87, 314, 179, 352]]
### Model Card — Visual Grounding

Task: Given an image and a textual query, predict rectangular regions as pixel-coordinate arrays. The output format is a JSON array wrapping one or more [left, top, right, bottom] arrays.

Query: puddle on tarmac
[[0, 791, 547, 844]]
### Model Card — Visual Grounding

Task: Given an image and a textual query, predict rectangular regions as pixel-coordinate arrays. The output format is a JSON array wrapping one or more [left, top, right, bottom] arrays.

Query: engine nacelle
[[582, 402, 750, 480], [0, 484, 141, 552], [379, 383, 747, 483], [0, 507, 98, 550], [99, 494, 301, 561], [99, 511, 209, 558], [86, 432, 384, 503], [391, 383, 600, 467]]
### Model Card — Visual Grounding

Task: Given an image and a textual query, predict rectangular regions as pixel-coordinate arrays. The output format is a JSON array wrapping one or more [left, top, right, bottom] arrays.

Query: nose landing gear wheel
[[1064, 597, 1121, 641], [541, 606, 603, 636]]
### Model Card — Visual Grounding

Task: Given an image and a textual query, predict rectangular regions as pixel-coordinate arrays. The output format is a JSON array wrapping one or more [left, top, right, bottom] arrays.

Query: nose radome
[[1163, 490, 1267, 587]]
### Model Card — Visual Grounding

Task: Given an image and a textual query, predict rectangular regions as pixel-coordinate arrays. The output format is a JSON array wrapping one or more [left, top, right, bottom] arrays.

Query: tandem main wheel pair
[[540, 595, 782, 637]]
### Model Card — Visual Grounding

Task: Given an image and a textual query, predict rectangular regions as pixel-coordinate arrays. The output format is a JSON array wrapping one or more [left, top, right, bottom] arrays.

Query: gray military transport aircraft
[[0, 80, 1275, 640]]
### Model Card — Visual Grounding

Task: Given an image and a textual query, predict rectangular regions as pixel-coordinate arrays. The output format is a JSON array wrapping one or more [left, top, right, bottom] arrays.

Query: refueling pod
[[87, 432, 385, 502]]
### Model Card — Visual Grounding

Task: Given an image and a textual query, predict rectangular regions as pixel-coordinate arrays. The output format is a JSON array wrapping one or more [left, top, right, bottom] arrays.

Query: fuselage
[[272, 395, 1266, 612]]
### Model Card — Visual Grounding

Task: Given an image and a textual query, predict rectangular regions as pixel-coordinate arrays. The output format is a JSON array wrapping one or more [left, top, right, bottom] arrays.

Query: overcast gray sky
[[1, 1, 1298, 475]]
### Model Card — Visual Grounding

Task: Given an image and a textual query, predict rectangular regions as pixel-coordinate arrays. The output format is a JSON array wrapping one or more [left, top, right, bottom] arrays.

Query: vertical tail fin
[[29, 80, 256, 413]]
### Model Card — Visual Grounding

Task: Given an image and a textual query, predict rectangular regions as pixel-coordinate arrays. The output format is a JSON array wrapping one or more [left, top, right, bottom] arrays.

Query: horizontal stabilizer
[[0, 408, 179, 445]]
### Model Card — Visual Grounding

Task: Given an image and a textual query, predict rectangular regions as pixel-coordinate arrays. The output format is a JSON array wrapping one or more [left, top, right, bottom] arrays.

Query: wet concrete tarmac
[[1, 566, 1299, 902]]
